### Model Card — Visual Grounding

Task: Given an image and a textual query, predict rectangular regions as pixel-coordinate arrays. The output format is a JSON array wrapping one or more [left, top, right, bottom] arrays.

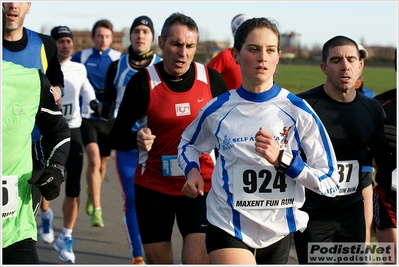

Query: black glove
[[95, 89, 104, 102], [28, 165, 66, 201], [90, 99, 102, 118], [383, 124, 396, 149]]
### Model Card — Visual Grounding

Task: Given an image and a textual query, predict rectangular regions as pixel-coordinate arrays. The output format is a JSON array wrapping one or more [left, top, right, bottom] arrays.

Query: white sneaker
[[54, 235, 77, 263], [39, 208, 54, 244]]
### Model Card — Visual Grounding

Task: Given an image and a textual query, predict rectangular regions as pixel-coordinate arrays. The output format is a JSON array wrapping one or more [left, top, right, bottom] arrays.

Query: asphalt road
[[36, 152, 298, 264]]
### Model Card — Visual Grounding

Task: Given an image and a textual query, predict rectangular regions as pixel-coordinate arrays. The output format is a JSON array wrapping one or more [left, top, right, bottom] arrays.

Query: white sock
[[41, 208, 53, 219], [62, 227, 73, 237]]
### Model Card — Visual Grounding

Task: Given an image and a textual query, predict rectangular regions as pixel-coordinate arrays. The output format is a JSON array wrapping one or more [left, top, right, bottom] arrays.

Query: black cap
[[130, 16, 154, 39], [51, 26, 73, 41]]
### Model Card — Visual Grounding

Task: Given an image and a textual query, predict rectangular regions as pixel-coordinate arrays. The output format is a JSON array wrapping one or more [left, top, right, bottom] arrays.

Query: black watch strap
[[51, 164, 67, 181], [275, 150, 294, 173]]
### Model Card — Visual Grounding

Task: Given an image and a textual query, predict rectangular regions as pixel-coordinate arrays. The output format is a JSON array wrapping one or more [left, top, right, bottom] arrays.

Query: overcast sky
[[25, 1, 398, 48]]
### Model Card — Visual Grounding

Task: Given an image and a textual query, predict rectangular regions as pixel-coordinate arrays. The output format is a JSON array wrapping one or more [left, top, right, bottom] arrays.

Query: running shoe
[[90, 209, 104, 227], [131, 256, 145, 264], [54, 235, 77, 263], [39, 208, 54, 244], [85, 188, 93, 216]]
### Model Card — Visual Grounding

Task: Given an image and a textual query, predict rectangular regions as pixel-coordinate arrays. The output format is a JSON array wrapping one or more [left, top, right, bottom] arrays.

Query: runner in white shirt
[[48, 26, 97, 264], [178, 17, 340, 264]]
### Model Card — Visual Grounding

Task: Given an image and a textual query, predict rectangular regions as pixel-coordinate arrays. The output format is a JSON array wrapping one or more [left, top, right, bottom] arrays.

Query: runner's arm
[[101, 60, 119, 119], [207, 67, 228, 97], [109, 69, 150, 151], [35, 71, 70, 167], [40, 34, 64, 96]]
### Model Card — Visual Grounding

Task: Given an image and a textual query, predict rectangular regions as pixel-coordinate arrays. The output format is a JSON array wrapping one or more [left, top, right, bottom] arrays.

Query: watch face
[[281, 152, 293, 166]]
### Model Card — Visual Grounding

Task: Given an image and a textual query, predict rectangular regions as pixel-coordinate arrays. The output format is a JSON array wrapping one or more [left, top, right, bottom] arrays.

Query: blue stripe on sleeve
[[181, 92, 231, 176], [287, 93, 335, 181]]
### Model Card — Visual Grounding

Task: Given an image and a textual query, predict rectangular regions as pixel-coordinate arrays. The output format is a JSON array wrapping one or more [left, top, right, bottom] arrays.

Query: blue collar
[[236, 82, 281, 102], [92, 47, 111, 56]]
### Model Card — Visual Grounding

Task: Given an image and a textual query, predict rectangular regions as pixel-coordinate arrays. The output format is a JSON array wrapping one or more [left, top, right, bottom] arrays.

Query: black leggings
[[65, 128, 84, 197], [3, 238, 39, 264], [294, 200, 365, 264]]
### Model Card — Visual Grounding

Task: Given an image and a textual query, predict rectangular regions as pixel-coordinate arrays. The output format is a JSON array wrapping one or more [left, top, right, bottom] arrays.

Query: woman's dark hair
[[233, 17, 280, 52]]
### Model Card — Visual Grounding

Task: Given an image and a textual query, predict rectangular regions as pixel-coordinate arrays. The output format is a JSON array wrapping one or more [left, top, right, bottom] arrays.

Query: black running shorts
[[80, 118, 114, 157], [134, 185, 208, 244], [206, 223, 292, 264]]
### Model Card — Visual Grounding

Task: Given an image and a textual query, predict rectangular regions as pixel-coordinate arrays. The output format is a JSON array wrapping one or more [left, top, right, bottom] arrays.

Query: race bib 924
[[233, 165, 297, 209]]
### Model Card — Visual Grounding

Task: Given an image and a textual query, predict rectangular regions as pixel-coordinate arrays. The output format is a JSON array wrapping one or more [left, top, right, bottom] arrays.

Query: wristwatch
[[51, 164, 67, 181], [275, 150, 294, 173]]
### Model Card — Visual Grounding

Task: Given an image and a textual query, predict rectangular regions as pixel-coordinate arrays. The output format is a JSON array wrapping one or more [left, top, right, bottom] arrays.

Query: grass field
[[275, 64, 397, 95]]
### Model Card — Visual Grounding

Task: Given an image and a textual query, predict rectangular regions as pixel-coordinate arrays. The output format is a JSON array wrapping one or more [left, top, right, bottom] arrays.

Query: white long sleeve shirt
[[178, 84, 340, 248], [61, 60, 96, 126]]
